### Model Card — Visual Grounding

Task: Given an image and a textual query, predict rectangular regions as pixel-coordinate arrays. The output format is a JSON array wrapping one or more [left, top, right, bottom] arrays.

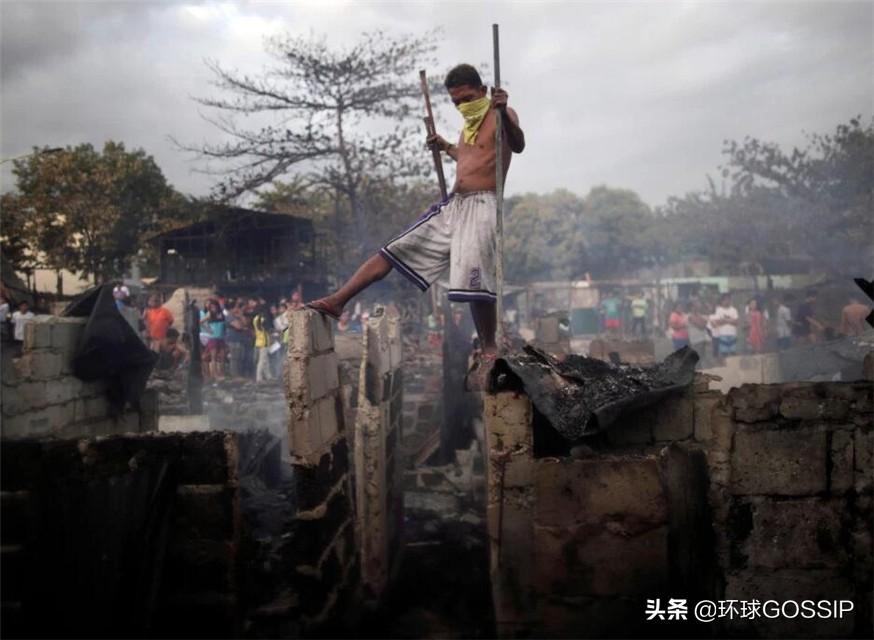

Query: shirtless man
[[307, 63, 525, 357], [839, 296, 872, 336]]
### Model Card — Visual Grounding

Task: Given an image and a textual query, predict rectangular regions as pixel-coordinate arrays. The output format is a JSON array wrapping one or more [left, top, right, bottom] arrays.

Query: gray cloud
[[1, 0, 871, 207]]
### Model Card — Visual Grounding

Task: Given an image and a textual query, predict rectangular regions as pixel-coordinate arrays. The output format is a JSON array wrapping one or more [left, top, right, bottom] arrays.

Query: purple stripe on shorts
[[448, 289, 497, 302], [380, 247, 429, 291], [385, 194, 453, 245]]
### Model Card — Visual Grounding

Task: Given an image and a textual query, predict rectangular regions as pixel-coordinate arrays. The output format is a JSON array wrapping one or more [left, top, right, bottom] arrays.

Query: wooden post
[[493, 24, 505, 353], [419, 70, 448, 200]]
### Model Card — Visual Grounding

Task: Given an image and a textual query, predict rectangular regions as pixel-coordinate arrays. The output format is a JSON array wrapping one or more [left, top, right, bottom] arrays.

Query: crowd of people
[[592, 288, 871, 359], [661, 290, 871, 358], [2, 282, 869, 378], [193, 290, 307, 383], [110, 285, 309, 384]]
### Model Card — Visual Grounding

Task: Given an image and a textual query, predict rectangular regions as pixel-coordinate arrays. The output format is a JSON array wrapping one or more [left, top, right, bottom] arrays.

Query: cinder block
[[289, 309, 334, 355], [502, 455, 535, 488], [652, 391, 694, 441], [731, 427, 827, 495], [534, 456, 667, 531], [779, 387, 825, 420], [12, 381, 47, 413], [288, 310, 315, 356], [744, 498, 846, 569], [830, 430, 854, 493], [24, 351, 65, 380], [729, 384, 782, 423], [50, 318, 85, 355], [43, 377, 85, 406], [710, 406, 735, 451], [290, 404, 323, 466], [534, 523, 669, 596], [693, 392, 721, 441], [484, 392, 532, 450], [1, 405, 65, 438], [310, 312, 334, 353], [1, 385, 24, 416], [308, 353, 339, 401], [316, 395, 338, 445], [22, 316, 52, 351]]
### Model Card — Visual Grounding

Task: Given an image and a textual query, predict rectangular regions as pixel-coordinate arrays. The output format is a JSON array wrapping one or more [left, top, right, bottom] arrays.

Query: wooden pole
[[493, 24, 505, 353], [419, 70, 448, 200]]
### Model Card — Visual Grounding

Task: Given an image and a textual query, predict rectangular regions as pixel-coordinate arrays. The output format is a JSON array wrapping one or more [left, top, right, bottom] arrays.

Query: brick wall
[[354, 309, 404, 600], [285, 310, 358, 626], [483, 376, 873, 638], [1, 316, 157, 439], [709, 381, 872, 638], [0, 431, 240, 638]]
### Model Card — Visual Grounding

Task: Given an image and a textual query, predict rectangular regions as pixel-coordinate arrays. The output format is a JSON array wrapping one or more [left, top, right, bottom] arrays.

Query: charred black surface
[[494, 344, 699, 440]]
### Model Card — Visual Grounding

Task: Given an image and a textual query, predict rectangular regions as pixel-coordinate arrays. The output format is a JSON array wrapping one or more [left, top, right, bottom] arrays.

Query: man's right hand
[[426, 133, 450, 153]]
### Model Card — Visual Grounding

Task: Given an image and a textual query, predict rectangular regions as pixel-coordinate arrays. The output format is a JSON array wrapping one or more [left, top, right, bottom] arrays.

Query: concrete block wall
[[484, 377, 872, 638], [1, 315, 157, 439], [285, 310, 358, 626], [354, 309, 404, 601], [0, 431, 241, 638], [708, 381, 872, 638], [484, 391, 711, 638]]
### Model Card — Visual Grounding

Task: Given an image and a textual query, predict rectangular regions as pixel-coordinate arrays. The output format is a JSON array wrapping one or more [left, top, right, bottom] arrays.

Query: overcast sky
[[1, 0, 871, 207]]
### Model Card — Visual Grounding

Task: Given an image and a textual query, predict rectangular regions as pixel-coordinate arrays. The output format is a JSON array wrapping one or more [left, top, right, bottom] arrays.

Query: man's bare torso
[[453, 107, 518, 194], [841, 302, 871, 335]]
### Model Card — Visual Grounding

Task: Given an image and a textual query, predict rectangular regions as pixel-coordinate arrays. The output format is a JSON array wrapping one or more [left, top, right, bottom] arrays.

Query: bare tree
[[179, 30, 441, 263]]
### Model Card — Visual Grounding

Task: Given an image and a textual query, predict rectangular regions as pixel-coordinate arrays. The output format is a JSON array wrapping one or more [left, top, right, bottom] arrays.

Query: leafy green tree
[[3, 142, 180, 285], [504, 189, 587, 281], [504, 186, 659, 282], [661, 117, 873, 276], [582, 185, 656, 277], [722, 116, 873, 275]]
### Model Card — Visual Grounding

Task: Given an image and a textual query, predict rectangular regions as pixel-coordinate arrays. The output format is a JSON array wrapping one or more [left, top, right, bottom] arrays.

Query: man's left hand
[[490, 87, 508, 111]]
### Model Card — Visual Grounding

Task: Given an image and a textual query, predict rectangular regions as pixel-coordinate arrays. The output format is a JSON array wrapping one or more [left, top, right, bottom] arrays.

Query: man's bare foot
[[305, 298, 343, 320]]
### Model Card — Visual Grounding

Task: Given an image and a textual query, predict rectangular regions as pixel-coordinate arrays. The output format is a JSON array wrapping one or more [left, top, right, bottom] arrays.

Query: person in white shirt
[[11, 300, 35, 343], [711, 294, 739, 357], [776, 295, 793, 350]]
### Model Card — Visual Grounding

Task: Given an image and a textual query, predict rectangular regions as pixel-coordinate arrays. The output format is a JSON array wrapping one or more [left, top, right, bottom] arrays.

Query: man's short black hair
[[445, 64, 484, 89]]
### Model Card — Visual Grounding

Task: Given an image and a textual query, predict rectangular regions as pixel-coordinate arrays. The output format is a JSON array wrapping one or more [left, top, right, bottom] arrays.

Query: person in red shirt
[[668, 301, 690, 351], [143, 294, 174, 352], [745, 297, 767, 353]]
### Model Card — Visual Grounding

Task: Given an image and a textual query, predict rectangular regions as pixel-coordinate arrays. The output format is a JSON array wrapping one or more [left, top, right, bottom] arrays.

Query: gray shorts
[[380, 191, 497, 303]]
